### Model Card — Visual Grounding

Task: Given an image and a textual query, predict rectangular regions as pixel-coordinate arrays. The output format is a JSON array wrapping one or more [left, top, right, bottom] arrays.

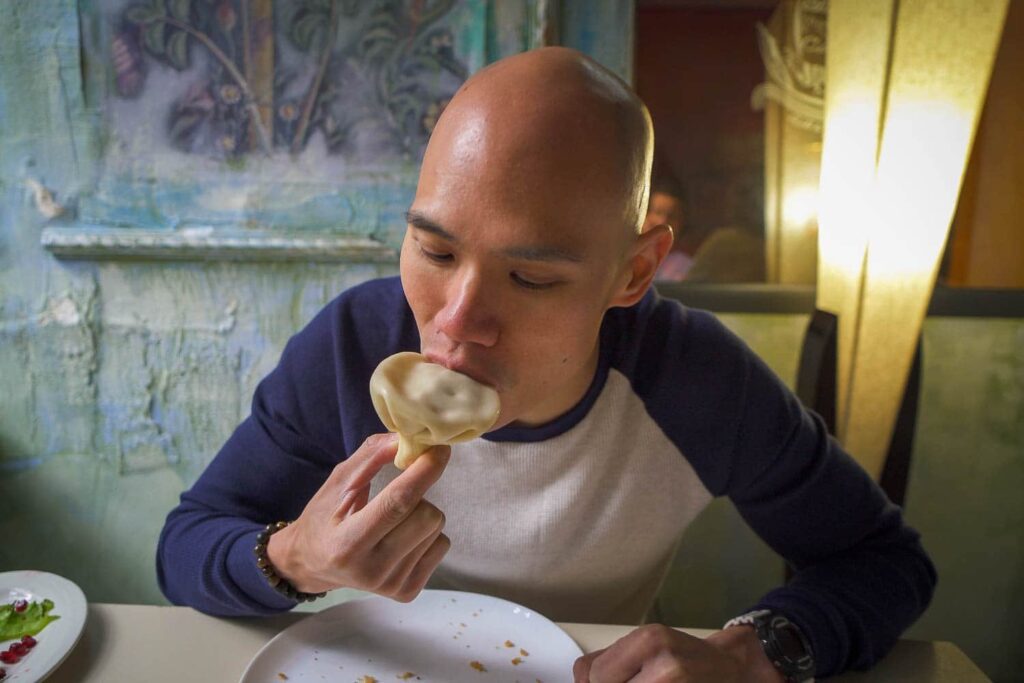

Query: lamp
[[814, 0, 1008, 481]]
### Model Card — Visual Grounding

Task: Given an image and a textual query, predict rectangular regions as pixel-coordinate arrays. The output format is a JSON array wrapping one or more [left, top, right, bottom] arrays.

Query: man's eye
[[420, 246, 454, 263], [511, 272, 557, 290]]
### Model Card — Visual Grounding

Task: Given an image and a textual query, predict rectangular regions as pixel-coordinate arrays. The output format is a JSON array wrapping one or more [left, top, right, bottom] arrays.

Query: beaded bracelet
[[253, 521, 327, 603]]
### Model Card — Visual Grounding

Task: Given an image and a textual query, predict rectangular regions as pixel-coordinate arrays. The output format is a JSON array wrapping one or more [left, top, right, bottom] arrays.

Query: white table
[[43, 603, 989, 682]]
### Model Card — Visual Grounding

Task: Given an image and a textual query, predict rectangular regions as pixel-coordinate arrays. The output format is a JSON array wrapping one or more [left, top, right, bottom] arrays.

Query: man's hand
[[266, 433, 451, 601], [573, 624, 785, 683]]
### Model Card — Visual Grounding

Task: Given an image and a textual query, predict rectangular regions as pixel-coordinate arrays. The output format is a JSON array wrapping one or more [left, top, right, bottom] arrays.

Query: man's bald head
[[419, 47, 654, 242]]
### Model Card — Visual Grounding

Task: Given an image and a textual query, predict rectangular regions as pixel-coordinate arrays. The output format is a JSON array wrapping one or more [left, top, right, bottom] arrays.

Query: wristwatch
[[725, 609, 815, 682]]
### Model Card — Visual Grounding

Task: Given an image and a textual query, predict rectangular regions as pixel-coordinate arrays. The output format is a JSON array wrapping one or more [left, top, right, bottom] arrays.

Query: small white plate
[[0, 571, 87, 683], [241, 590, 583, 683]]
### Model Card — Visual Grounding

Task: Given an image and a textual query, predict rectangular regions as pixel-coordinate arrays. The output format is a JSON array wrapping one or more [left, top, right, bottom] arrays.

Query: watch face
[[766, 614, 814, 678], [775, 623, 808, 660]]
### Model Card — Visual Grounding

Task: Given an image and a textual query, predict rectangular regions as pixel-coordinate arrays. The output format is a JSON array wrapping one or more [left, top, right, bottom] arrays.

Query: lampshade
[[815, 0, 1008, 479]]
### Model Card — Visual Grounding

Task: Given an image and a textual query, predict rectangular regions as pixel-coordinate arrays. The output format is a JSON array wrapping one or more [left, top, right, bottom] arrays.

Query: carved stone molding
[[753, 0, 827, 133], [41, 226, 397, 263]]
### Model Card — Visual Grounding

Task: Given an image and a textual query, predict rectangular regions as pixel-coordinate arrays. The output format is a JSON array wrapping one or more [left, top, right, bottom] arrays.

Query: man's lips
[[424, 351, 496, 389]]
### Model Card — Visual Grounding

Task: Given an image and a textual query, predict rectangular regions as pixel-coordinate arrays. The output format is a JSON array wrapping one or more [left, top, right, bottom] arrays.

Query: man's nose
[[435, 272, 500, 348]]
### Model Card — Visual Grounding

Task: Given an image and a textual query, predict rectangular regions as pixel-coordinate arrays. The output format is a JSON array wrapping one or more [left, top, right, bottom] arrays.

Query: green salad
[[0, 599, 60, 640]]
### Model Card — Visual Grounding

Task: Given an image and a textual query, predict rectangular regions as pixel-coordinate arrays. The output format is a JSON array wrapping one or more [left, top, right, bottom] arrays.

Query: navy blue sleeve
[[615, 294, 936, 677], [156, 278, 418, 616], [724, 337, 936, 676]]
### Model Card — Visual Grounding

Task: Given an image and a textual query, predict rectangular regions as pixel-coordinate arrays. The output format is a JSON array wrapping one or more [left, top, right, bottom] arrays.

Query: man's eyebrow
[[405, 210, 457, 242], [405, 209, 583, 263], [500, 245, 584, 263]]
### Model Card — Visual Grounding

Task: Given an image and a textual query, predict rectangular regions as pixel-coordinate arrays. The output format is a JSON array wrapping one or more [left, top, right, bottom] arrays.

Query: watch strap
[[723, 608, 773, 630]]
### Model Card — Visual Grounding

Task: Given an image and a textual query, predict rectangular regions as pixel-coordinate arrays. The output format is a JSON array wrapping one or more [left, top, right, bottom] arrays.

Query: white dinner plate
[[241, 590, 584, 683], [0, 570, 87, 683]]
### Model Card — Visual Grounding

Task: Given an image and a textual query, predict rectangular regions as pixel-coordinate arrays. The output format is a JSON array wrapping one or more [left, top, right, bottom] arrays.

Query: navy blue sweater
[[157, 277, 936, 676]]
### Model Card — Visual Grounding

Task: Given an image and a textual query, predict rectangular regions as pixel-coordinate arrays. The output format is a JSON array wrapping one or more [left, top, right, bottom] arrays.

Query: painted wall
[[0, 0, 401, 603], [2, 2, 1023, 682], [900, 317, 1024, 682], [0, 0, 634, 607]]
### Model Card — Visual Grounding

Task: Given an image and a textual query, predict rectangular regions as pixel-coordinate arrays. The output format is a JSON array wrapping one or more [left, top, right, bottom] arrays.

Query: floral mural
[[108, 0, 471, 163]]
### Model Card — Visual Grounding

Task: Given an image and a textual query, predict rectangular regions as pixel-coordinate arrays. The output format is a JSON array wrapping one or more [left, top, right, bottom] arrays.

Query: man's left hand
[[572, 624, 785, 683]]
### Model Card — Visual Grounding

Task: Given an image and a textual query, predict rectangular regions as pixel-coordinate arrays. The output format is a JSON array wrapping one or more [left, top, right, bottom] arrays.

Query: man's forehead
[[416, 120, 627, 235]]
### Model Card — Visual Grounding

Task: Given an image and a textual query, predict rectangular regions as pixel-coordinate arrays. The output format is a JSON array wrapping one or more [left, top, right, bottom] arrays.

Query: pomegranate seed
[[21, 635, 37, 648], [13, 600, 27, 613], [1, 667, 7, 679], [0, 652, 18, 665], [8, 644, 26, 657]]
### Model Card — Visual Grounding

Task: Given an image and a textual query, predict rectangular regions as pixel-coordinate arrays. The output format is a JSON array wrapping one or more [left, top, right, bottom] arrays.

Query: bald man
[[158, 48, 934, 682]]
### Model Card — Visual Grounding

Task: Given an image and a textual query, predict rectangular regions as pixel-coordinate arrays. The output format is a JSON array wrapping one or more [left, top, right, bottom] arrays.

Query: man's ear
[[609, 223, 674, 308]]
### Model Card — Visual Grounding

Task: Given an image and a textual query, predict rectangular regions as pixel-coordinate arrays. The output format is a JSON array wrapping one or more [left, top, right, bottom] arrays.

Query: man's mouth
[[424, 351, 496, 389]]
